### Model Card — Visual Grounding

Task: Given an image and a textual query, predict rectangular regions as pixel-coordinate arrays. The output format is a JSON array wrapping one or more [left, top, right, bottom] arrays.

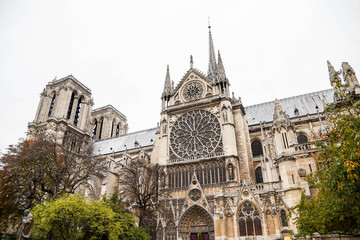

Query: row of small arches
[[165, 162, 235, 188]]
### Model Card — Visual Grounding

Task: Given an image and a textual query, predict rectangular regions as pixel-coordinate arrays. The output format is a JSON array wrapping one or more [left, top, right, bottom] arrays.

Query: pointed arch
[[178, 204, 214, 240], [251, 139, 263, 158], [237, 201, 263, 236], [280, 209, 288, 227]]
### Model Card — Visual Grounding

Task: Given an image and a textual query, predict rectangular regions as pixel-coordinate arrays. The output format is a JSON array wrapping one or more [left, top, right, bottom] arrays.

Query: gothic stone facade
[[27, 28, 360, 240]]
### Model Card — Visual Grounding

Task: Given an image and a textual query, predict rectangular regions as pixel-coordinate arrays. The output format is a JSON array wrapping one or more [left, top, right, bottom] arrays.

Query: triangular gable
[[173, 68, 209, 93], [179, 172, 212, 219], [235, 184, 263, 213]]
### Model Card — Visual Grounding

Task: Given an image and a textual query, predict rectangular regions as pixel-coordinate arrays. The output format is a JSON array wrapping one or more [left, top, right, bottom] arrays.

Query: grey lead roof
[[91, 89, 335, 155], [91, 128, 157, 156], [244, 89, 334, 126]]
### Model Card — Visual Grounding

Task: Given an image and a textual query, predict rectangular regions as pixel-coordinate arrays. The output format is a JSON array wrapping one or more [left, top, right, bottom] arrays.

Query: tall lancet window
[[255, 167, 263, 183], [73, 96, 83, 127], [116, 124, 120, 137], [67, 92, 75, 119], [48, 94, 56, 117], [251, 140, 263, 158], [238, 202, 262, 236], [92, 120, 97, 139], [98, 118, 104, 140]]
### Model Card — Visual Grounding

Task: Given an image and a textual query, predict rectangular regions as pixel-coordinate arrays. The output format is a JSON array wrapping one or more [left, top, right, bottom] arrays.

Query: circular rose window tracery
[[182, 81, 204, 101], [170, 110, 222, 159]]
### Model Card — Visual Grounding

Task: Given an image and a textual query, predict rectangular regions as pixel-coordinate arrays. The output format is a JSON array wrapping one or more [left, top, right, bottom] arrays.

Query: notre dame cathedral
[[27, 26, 360, 240]]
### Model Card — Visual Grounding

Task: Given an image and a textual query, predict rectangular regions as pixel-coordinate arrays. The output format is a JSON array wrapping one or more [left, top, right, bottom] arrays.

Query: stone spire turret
[[342, 62, 360, 94], [162, 65, 172, 98], [161, 65, 172, 110], [207, 24, 217, 82], [216, 50, 227, 83], [327, 60, 343, 100], [216, 50, 230, 95], [273, 99, 294, 132]]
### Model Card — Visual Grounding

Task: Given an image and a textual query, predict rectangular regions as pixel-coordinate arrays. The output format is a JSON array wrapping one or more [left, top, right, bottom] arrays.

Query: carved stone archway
[[178, 205, 214, 240]]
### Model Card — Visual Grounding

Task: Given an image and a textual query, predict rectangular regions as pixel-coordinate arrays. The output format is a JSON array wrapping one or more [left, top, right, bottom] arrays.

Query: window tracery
[[170, 110, 223, 161], [182, 81, 204, 101], [238, 202, 262, 236]]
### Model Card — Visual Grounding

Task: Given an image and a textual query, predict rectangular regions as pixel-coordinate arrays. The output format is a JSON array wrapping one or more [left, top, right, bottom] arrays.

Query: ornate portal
[[182, 81, 204, 101], [170, 110, 223, 160]]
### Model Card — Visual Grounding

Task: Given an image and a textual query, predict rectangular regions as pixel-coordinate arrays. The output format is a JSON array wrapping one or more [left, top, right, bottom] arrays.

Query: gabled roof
[[91, 128, 157, 156], [244, 89, 334, 126], [173, 68, 208, 94]]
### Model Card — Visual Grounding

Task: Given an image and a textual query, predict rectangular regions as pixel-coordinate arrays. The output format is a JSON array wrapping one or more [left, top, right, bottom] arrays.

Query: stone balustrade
[[293, 142, 317, 151], [248, 181, 282, 194]]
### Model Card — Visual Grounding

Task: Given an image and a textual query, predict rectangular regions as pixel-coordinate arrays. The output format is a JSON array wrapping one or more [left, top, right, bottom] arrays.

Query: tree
[[290, 79, 360, 237], [103, 193, 150, 240], [118, 156, 168, 234], [0, 134, 107, 230]]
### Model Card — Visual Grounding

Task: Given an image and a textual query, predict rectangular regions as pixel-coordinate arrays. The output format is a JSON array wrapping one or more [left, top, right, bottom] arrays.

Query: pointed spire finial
[[273, 99, 284, 120], [190, 55, 194, 69], [216, 50, 227, 83], [162, 65, 172, 97], [207, 20, 217, 80]]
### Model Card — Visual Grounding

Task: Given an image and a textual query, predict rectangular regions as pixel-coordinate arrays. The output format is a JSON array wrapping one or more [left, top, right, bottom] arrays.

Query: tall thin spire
[[162, 65, 172, 97], [208, 21, 217, 79], [216, 50, 227, 82]]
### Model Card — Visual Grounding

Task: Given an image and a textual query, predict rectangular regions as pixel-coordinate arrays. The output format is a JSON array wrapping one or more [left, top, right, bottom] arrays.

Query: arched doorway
[[178, 205, 214, 240]]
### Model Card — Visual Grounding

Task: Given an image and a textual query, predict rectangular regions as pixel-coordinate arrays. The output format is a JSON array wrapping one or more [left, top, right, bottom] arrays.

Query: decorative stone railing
[[169, 151, 225, 164], [293, 142, 317, 151], [248, 181, 282, 194]]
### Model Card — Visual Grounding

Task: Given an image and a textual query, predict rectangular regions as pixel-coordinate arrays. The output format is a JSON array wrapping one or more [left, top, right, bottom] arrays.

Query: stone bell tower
[[27, 75, 93, 147]]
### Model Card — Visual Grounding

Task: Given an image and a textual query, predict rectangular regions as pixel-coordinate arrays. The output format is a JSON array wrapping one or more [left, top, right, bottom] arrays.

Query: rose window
[[182, 81, 204, 101], [170, 110, 223, 159]]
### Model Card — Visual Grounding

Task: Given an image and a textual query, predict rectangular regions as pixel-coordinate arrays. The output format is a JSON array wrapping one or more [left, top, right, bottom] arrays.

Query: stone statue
[[222, 108, 228, 122], [163, 120, 167, 134], [17, 209, 34, 240]]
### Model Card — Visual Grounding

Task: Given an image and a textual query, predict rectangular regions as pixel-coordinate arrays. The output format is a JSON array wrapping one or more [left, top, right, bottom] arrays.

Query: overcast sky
[[0, 0, 360, 153]]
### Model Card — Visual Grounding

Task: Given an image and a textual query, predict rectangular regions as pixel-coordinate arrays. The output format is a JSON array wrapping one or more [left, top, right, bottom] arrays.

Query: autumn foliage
[[290, 83, 360, 236], [0, 134, 107, 230]]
